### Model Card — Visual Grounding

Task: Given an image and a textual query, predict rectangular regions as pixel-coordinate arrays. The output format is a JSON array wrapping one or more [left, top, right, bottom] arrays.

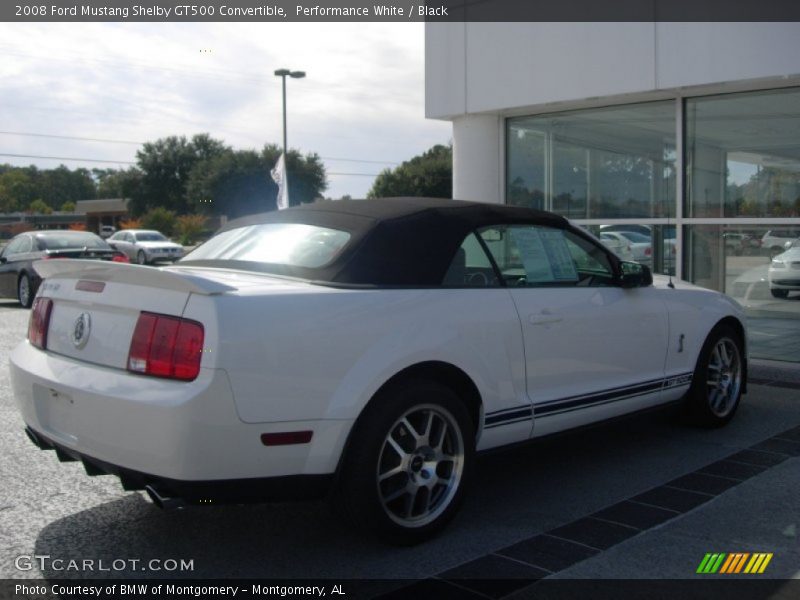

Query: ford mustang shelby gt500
[[10, 198, 746, 544]]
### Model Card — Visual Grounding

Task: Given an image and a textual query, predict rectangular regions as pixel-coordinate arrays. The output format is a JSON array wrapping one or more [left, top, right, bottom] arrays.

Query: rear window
[[37, 233, 109, 250], [184, 223, 351, 269], [135, 232, 167, 242]]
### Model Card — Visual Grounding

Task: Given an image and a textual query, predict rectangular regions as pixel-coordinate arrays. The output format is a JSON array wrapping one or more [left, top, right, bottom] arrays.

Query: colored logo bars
[[697, 553, 773, 574]]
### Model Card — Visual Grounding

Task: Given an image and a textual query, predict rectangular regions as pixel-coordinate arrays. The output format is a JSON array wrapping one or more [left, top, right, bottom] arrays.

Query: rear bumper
[[24, 426, 333, 504], [10, 341, 353, 483]]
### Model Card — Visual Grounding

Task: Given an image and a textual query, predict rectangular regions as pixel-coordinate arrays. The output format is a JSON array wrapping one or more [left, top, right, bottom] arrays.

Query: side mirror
[[619, 261, 653, 288], [0, 256, 6, 264]]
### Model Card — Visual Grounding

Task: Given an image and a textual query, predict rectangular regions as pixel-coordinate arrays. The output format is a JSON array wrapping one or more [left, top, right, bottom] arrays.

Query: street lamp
[[274, 68, 305, 160]]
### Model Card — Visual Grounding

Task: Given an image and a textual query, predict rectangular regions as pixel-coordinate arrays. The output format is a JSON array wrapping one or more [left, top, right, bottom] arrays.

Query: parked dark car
[[0, 230, 128, 307]]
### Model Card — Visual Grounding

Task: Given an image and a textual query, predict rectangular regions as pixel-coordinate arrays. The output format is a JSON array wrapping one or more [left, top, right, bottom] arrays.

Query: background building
[[426, 22, 800, 363]]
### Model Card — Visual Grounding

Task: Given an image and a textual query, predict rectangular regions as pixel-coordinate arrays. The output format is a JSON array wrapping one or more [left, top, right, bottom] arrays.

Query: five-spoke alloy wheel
[[334, 380, 474, 545], [685, 324, 744, 427]]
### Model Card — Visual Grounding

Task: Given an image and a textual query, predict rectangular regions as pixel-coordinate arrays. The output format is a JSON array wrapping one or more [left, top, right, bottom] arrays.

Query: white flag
[[270, 153, 289, 210]]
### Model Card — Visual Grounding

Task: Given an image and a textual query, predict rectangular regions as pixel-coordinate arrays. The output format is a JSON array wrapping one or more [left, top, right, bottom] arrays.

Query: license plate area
[[33, 383, 78, 444]]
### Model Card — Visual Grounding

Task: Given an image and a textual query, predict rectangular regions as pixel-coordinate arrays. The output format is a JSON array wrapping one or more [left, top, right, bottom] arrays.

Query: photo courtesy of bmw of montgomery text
[[10, 198, 746, 544]]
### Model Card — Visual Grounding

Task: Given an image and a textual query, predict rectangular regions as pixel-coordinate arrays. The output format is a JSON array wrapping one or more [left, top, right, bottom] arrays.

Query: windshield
[[183, 223, 351, 269], [38, 233, 110, 250], [135, 232, 168, 242]]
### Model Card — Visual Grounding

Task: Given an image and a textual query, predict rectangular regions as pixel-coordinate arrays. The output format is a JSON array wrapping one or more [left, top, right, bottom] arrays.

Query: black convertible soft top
[[191, 197, 570, 286]]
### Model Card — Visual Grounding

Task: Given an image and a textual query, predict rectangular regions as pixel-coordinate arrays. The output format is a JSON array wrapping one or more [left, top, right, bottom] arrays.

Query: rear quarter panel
[[183, 286, 527, 439]]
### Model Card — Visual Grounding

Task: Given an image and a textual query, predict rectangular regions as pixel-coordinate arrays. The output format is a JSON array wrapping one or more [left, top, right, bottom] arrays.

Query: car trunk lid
[[32, 259, 235, 370]]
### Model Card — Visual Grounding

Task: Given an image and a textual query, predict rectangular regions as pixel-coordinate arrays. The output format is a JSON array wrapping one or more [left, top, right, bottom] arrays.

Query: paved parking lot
[[1, 299, 798, 596]]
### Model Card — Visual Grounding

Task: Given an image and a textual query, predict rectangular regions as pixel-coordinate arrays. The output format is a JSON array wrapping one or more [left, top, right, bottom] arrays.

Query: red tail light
[[112, 253, 130, 263], [28, 298, 53, 350], [127, 312, 204, 381], [645, 247, 652, 256]]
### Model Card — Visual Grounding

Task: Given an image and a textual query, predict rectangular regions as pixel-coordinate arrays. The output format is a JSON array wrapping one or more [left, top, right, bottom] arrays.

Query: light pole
[[274, 68, 305, 160]]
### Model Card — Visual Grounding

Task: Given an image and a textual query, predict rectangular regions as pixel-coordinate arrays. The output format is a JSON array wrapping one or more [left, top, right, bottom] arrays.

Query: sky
[[0, 22, 451, 199]]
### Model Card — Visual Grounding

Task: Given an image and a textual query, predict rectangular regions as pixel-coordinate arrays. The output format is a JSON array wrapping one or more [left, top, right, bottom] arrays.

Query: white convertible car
[[10, 198, 746, 544]]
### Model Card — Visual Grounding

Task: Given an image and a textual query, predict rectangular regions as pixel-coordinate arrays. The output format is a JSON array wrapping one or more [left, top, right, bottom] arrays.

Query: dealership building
[[426, 22, 800, 362]]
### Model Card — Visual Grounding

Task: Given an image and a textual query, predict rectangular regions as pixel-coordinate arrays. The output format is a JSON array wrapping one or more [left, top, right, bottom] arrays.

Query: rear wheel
[[684, 325, 744, 427], [334, 380, 474, 545], [17, 273, 33, 308]]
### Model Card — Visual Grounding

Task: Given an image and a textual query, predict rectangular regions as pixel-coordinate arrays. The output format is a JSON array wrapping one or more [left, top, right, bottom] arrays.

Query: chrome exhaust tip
[[144, 485, 186, 510]]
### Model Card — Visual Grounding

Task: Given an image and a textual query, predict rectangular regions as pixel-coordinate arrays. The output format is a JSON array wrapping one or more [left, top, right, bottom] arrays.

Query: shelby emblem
[[71, 313, 92, 349]]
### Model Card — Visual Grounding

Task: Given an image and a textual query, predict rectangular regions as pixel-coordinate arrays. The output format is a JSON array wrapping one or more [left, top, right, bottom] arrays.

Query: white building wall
[[426, 22, 800, 204]]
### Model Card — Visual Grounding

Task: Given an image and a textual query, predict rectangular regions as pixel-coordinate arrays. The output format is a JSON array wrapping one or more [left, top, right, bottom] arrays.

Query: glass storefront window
[[686, 87, 800, 218], [685, 224, 800, 362], [507, 102, 676, 218], [581, 224, 675, 276]]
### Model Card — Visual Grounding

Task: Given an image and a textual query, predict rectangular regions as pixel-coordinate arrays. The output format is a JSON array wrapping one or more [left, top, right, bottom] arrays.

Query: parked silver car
[[107, 229, 185, 265]]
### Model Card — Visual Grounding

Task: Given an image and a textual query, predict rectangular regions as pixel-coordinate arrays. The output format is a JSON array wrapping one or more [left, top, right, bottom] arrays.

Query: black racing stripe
[[486, 404, 532, 417], [536, 377, 666, 409], [537, 388, 665, 418], [484, 416, 534, 430], [536, 381, 664, 416], [485, 407, 533, 425]]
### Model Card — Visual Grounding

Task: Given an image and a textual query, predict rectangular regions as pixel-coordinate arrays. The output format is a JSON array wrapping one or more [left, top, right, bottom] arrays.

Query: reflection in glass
[[507, 102, 676, 218], [686, 87, 800, 218]]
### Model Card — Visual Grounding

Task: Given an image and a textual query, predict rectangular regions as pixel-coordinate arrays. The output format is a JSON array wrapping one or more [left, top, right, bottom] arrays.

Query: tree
[[61, 201, 76, 212], [131, 134, 229, 216], [119, 218, 142, 230], [38, 165, 95, 209], [0, 169, 37, 212], [367, 144, 452, 199], [28, 199, 52, 214], [94, 167, 143, 199], [141, 207, 177, 236], [186, 145, 327, 219], [174, 214, 207, 245]]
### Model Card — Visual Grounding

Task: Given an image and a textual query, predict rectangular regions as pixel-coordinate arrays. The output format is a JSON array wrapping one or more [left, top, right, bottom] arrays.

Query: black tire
[[771, 288, 789, 299], [136, 250, 147, 265], [333, 380, 475, 545], [683, 324, 744, 427], [17, 272, 34, 308]]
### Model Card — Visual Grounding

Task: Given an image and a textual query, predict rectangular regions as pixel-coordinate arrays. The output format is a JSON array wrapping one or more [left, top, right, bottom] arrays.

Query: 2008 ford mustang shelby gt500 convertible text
[[11, 198, 746, 544]]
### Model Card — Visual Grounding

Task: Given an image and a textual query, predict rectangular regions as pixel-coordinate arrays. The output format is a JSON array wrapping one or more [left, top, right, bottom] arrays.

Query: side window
[[442, 233, 499, 287], [478, 225, 615, 287]]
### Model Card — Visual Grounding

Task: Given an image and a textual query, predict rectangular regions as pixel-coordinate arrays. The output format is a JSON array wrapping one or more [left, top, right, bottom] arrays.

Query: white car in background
[[10, 198, 747, 544], [108, 229, 185, 265], [601, 230, 652, 267], [768, 246, 800, 298], [599, 232, 634, 261], [762, 229, 800, 256]]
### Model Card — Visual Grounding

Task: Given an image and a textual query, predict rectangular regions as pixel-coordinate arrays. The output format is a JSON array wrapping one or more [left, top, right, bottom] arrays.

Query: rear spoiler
[[33, 259, 236, 296]]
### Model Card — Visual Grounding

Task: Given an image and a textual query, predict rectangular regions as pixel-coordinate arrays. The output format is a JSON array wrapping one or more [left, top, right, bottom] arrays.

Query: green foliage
[[28, 199, 52, 214], [0, 168, 36, 212], [61, 201, 76, 212], [0, 164, 94, 213], [175, 214, 207, 245], [141, 207, 177, 237], [186, 144, 327, 219], [94, 167, 143, 199], [131, 134, 229, 216], [367, 144, 452, 199]]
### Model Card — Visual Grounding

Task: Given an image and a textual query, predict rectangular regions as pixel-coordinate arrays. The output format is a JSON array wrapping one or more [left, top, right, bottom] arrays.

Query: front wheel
[[136, 250, 147, 265], [333, 380, 474, 545], [684, 325, 744, 427]]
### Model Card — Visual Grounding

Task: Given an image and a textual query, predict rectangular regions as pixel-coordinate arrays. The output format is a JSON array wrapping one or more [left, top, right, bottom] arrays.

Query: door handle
[[529, 314, 563, 326]]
